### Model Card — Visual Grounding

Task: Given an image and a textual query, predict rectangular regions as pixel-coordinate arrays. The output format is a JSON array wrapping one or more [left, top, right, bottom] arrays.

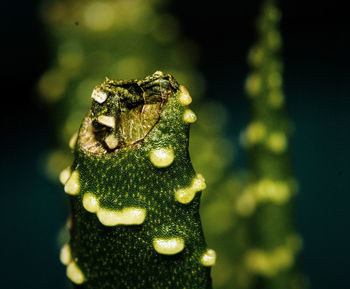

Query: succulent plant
[[59, 72, 214, 289]]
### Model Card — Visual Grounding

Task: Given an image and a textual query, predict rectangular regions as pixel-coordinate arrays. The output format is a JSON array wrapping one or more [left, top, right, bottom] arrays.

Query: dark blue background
[[1, 0, 349, 288]]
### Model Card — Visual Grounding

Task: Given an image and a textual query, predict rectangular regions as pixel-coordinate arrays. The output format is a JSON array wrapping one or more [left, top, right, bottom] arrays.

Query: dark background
[[1, 0, 349, 288]]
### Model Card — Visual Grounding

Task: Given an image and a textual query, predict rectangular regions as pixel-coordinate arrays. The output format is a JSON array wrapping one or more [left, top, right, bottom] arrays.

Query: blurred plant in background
[[197, 1, 307, 289], [238, 0, 305, 288], [38, 0, 304, 288]]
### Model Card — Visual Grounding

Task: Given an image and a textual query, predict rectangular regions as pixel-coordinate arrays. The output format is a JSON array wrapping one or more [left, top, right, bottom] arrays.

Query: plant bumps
[[59, 72, 214, 289]]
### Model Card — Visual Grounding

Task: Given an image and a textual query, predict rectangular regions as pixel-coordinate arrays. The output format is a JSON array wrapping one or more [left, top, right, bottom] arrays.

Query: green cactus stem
[[59, 71, 214, 289]]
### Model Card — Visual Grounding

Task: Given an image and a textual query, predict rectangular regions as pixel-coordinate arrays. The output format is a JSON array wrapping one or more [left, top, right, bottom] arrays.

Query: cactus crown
[[82, 72, 179, 153]]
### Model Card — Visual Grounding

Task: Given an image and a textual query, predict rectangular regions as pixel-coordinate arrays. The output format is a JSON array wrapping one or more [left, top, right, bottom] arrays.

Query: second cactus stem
[[239, 0, 304, 289]]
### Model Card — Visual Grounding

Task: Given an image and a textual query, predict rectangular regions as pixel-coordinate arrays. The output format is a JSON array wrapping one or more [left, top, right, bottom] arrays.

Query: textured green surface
[[66, 73, 212, 289]]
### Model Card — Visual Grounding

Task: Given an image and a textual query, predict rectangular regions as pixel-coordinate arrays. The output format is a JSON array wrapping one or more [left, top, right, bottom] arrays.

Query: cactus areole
[[60, 72, 214, 289]]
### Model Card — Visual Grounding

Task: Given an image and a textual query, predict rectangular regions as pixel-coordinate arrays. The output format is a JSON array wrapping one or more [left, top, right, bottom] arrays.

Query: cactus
[[59, 72, 214, 289], [238, 0, 304, 288], [37, 1, 234, 286]]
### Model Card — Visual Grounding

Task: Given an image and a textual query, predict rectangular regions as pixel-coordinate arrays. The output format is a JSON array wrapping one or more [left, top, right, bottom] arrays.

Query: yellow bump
[[245, 122, 266, 145], [235, 188, 256, 217], [271, 247, 293, 270], [59, 166, 71, 185], [150, 148, 174, 168], [266, 132, 287, 153], [248, 46, 263, 66], [268, 90, 284, 108], [245, 249, 275, 277], [97, 115, 116, 129], [175, 188, 194, 204], [105, 134, 119, 149], [66, 262, 85, 284], [178, 85, 192, 106], [69, 132, 78, 150], [153, 238, 184, 255], [60, 244, 72, 265], [64, 170, 80, 195], [192, 173, 206, 191], [245, 73, 261, 97], [96, 207, 146, 226], [256, 179, 291, 204], [245, 245, 295, 277], [82, 193, 99, 213], [175, 174, 206, 204], [201, 249, 216, 266], [183, 109, 197, 123], [91, 88, 107, 104]]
